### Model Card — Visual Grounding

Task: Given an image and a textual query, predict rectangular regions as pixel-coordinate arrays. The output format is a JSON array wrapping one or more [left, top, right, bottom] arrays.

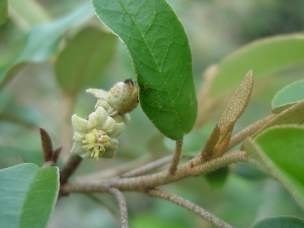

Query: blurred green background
[[0, 0, 303, 227]]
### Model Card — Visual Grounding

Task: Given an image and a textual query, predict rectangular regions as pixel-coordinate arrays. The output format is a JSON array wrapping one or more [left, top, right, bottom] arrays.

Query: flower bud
[[107, 79, 139, 114]]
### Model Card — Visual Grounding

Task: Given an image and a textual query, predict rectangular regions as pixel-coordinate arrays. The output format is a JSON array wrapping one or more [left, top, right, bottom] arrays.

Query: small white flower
[[72, 115, 89, 133], [71, 80, 138, 160], [87, 107, 108, 129]]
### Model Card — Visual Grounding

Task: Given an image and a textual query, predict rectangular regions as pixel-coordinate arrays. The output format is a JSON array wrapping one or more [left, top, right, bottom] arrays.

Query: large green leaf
[[272, 79, 304, 112], [0, 3, 93, 88], [210, 34, 304, 99], [245, 126, 304, 208], [253, 216, 304, 228], [55, 26, 117, 96], [0, 163, 59, 228], [0, 0, 7, 25], [93, 0, 197, 139]]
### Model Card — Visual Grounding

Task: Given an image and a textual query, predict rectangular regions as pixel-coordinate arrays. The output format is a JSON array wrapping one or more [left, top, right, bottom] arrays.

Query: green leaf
[[0, 3, 93, 88], [55, 26, 117, 96], [0, 163, 59, 228], [272, 79, 304, 112], [246, 126, 304, 208], [0, 0, 7, 25], [93, 0, 197, 139], [253, 216, 304, 228], [210, 34, 304, 99]]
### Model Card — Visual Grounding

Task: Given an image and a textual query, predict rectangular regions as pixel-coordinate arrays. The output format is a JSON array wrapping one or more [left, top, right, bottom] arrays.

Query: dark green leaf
[[0, 163, 59, 228], [253, 216, 304, 228], [272, 79, 304, 112], [210, 34, 304, 99], [0, 3, 93, 88], [55, 26, 117, 96], [93, 0, 197, 139]]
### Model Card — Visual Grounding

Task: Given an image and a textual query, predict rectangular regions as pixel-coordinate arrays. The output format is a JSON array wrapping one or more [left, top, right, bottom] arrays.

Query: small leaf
[[212, 71, 253, 158], [55, 26, 117, 96], [253, 216, 304, 228], [39, 128, 53, 162], [0, 163, 59, 228], [272, 79, 304, 112], [218, 71, 254, 130], [0, 0, 7, 25], [93, 0, 197, 139], [245, 126, 304, 208], [210, 34, 304, 99], [0, 3, 93, 88]]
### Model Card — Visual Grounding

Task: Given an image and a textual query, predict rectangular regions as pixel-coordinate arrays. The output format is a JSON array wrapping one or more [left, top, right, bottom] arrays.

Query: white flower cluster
[[71, 80, 138, 159]]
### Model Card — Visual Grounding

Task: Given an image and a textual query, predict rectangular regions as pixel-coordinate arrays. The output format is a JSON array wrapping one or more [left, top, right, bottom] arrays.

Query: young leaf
[[93, 0, 197, 139], [0, 0, 7, 25], [272, 79, 304, 112], [0, 3, 93, 88], [211, 71, 253, 158], [0, 163, 59, 228], [253, 216, 304, 228], [210, 34, 304, 99], [55, 26, 117, 96], [218, 71, 253, 131], [245, 126, 304, 208]]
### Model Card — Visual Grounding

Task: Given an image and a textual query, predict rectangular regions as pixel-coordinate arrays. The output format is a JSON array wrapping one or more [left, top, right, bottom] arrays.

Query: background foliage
[[0, 0, 304, 227]]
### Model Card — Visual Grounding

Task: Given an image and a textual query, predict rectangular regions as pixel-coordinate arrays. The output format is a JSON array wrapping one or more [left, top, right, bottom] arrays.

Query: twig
[[39, 128, 53, 162], [108, 188, 129, 228], [60, 154, 83, 185], [122, 155, 173, 177], [228, 114, 275, 149], [147, 189, 233, 228], [62, 151, 248, 193], [168, 139, 183, 175]]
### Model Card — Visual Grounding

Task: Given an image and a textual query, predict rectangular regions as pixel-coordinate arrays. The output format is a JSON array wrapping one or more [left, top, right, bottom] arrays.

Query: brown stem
[[62, 151, 247, 193], [60, 154, 83, 185], [228, 114, 275, 149], [168, 139, 183, 175], [147, 189, 233, 228], [109, 188, 129, 228]]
